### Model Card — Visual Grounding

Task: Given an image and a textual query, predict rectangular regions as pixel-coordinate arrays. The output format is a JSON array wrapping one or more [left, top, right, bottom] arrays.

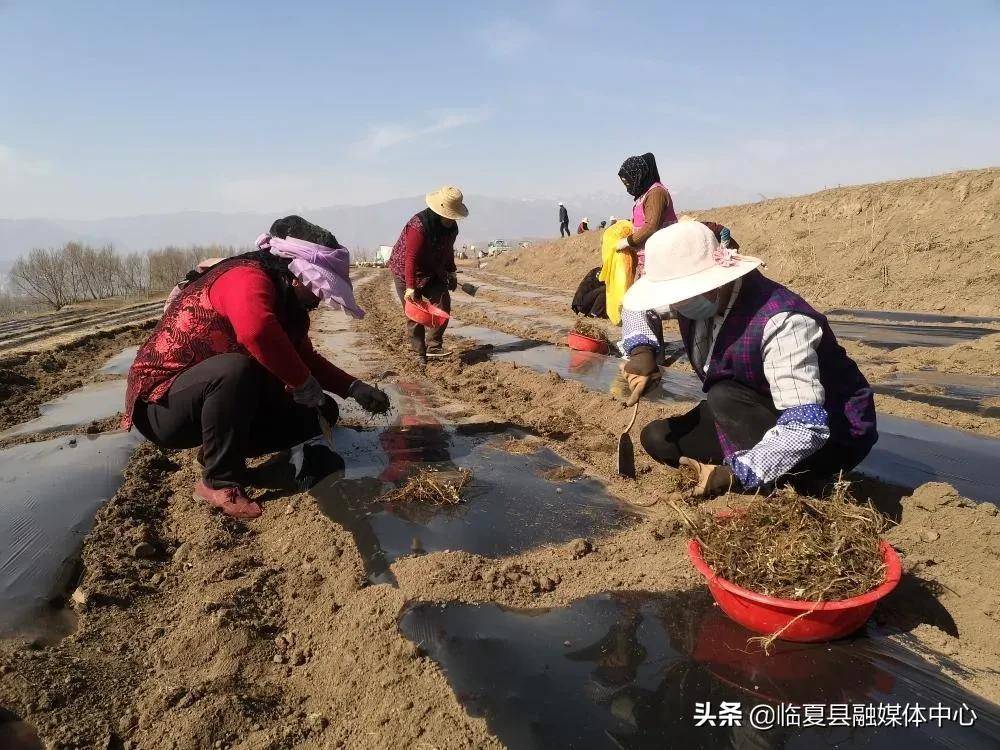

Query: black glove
[[447, 272, 458, 292], [349, 381, 391, 414]]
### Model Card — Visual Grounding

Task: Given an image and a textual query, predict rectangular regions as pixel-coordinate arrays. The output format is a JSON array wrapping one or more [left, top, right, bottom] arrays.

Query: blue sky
[[1, 0, 998, 219]]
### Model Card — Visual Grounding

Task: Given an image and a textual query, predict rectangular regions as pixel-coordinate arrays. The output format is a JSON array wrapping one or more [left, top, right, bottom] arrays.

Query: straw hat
[[425, 186, 469, 220], [622, 222, 762, 311]]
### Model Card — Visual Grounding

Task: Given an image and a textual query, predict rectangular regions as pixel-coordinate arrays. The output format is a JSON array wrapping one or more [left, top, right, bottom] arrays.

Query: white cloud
[[0, 145, 54, 181], [349, 108, 491, 158]]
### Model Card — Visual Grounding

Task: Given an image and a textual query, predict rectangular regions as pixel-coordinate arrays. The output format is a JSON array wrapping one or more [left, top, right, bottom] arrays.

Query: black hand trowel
[[616, 402, 640, 479], [616, 350, 683, 477]]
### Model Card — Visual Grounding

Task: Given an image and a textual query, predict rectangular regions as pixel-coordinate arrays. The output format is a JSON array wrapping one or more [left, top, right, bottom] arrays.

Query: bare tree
[[10, 248, 72, 310], [118, 251, 149, 295], [8, 242, 243, 311], [147, 244, 239, 290], [63, 241, 90, 301]]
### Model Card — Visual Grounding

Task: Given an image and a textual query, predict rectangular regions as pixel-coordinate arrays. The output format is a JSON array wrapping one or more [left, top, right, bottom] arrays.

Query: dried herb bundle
[[491, 436, 540, 455], [693, 485, 888, 602], [381, 468, 472, 505], [572, 319, 612, 344]]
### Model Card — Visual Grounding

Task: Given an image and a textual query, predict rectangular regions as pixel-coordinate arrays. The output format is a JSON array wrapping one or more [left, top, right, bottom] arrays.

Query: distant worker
[[608, 216, 618, 226], [598, 220, 607, 230], [389, 186, 468, 364], [620, 222, 877, 498], [124, 216, 389, 519], [614, 152, 677, 276], [577, 217, 590, 234], [559, 202, 570, 237]]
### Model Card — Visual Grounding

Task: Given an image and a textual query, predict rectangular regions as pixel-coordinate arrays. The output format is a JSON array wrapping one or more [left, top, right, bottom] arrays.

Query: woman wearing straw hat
[[123, 216, 390, 519], [389, 186, 469, 364], [620, 222, 877, 497]]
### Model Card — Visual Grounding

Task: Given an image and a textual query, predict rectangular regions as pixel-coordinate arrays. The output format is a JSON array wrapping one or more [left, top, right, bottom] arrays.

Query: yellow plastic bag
[[598, 220, 635, 325]]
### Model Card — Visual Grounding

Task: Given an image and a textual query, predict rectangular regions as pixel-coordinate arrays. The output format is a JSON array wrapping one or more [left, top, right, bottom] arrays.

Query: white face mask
[[672, 295, 719, 320]]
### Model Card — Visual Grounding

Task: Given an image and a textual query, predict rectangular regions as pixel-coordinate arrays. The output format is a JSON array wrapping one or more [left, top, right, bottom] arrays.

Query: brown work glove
[[679, 457, 734, 497], [621, 345, 660, 406]]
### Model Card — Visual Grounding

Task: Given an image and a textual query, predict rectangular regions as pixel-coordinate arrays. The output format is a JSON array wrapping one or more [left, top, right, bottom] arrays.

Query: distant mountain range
[[0, 194, 639, 262]]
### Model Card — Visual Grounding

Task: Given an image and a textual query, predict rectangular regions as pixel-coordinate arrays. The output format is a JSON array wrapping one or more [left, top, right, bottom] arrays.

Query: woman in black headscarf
[[614, 153, 678, 276]]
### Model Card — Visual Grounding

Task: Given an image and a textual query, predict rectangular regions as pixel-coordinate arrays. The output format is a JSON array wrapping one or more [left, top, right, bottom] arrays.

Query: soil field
[[491, 167, 1000, 317], [0, 323, 155, 432], [0, 299, 164, 354], [2, 272, 998, 749]]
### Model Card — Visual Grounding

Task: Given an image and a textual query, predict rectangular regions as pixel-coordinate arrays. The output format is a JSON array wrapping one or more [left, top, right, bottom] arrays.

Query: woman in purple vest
[[620, 222, 877, 497]]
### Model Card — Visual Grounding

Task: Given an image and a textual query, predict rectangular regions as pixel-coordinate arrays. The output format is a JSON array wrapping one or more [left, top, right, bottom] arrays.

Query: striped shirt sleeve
[[727, 313, 830, 489]]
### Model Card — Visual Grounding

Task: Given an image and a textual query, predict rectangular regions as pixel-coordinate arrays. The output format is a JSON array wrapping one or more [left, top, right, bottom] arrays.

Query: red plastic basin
[[688, 537, 901, 643], [567, 331, 609, 354], [404, 298, 450, 327]]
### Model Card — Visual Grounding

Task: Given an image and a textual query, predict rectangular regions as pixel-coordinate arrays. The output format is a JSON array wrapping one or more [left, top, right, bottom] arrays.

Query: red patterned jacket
[[388, 211, 458, 290], [122, 258, 353, 429]]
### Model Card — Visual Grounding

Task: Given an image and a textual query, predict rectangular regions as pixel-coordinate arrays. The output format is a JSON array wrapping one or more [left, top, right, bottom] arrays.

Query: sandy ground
[[2, 272, 998, 750], [490, 167, 1000, 317]]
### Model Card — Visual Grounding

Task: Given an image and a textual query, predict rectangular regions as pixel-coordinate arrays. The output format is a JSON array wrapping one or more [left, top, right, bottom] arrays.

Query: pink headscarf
[[256, 233, 364, 319]]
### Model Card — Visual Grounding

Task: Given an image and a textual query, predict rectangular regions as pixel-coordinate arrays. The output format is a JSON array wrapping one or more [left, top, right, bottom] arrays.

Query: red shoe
[[193, 481, 262, 519]]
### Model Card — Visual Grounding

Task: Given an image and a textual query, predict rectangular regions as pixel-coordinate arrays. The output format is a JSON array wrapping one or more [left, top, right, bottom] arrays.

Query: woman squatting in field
[[620, 221, 878, 496], [123, 216, 389, 519]]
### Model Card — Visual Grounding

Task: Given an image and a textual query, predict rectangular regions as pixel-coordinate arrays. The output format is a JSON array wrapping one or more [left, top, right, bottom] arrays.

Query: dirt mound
[[492, 168, 1000, 316]]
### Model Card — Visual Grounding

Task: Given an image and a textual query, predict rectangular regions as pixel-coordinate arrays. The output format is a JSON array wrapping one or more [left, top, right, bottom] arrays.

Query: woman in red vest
[[388, 186, 468, 364], [124, 216, 388, 520]]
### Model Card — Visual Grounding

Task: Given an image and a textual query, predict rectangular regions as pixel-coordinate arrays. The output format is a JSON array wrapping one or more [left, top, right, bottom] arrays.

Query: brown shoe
[[193, 481, 262, 519]]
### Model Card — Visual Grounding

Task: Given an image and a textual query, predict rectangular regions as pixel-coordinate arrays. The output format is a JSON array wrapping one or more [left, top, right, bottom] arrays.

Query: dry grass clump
[[381, 468, 472, 505], [571, 319, 612, 345], [689, 484, 889, 601], [491, 436, 540, 455]]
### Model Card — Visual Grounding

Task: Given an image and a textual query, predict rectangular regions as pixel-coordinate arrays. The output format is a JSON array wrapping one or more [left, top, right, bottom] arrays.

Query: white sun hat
[[622, 222, 762, 311]]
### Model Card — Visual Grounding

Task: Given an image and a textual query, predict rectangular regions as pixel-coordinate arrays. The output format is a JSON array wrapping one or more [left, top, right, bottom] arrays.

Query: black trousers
[[394, 275, 451, 356], [133, 353, 333, 488], [639, 380, 869, 492], [560, 220, 571, 237]]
